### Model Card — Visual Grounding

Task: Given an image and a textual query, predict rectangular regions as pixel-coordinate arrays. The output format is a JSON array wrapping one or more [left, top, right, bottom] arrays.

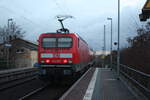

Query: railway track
[[0, 67, 38, 91], [19, 83, 50, 100], [0, 78, 45, 100], [18, 73, 80, 100], [0, 66, 91, 100], [19, 83, 71, 100], [0, 67, 45, 100], [18, 68, 91, 100]]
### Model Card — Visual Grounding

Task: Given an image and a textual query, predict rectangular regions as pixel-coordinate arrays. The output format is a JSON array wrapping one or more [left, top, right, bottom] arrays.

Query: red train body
[[37, 33, 94, 76]]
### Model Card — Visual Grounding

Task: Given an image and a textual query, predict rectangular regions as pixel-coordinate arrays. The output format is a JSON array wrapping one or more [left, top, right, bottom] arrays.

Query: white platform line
[[83, 68, 99, 100]]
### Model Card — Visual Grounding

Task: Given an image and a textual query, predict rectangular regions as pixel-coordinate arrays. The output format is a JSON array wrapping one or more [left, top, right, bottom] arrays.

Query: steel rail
[[0, 68, 38, 81], [18, 83, 49, 100], [0, 67, 39, 91]]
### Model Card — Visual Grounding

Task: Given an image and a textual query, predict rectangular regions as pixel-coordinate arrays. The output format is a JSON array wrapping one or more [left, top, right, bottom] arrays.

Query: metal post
[[107, 18, 113, 70], [7, 20, 9, 41], [58, 19, 65, 30], [7, 18, 13, 68], [103, 25, 106, 68], [117, 0, 120, 79]]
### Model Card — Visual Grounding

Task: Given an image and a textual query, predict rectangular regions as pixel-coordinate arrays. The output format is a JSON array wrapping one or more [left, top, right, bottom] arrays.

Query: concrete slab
[[91, 68, 138, 100]]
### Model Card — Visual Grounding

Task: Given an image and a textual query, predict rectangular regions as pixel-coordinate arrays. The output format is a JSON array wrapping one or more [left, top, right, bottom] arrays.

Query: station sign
[[4, 43, 12, 48]]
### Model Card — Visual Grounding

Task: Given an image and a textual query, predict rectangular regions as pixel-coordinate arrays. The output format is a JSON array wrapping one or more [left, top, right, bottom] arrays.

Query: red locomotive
[[36, 16, 94, 77], [38, 33, 94, 76]]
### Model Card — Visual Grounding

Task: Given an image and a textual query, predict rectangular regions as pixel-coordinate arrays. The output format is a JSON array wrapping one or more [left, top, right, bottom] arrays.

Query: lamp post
[[6, 18, 13, 68], [107, 17, 113, 70], [7, 18, 13, 39], [117, 0, 120, 79], [103, 25, 106, 68]]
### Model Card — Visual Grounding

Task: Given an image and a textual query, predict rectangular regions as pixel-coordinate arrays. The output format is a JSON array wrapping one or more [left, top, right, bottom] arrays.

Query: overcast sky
[[0, 0, 147, 50]]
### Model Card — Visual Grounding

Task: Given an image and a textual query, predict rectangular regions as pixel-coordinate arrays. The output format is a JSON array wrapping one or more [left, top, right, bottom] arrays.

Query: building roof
[[139, 0, 150, 21], [0, 38, 37, 50]]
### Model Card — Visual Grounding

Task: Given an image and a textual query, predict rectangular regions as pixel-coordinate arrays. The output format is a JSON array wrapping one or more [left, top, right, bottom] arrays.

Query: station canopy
[[139, 0, 150, 21]]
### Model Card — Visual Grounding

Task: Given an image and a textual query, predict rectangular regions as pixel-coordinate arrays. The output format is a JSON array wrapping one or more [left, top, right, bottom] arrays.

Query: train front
[[37, 33, 78, 77]]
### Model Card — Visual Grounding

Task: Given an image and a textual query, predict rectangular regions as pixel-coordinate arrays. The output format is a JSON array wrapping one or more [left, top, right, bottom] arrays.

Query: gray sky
[[0, 0, 147, 50]]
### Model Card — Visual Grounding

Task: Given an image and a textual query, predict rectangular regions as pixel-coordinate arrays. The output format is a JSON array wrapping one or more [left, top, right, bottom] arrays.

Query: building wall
[[0, 45, 7, 59], [0, 46, 4, 59], [14, 47, 30, 68], [13, 47, 37, 68], [30, 50, 38, 67]]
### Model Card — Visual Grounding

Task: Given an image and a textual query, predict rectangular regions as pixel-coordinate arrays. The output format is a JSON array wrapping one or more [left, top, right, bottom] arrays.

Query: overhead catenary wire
[[61, 0, 72, 15], [52, 0, 69, 15], [0, 5, 49, 31], [130, 14, 141, 30], [123, 14, 140, 35], [128, 8, 142, 30]]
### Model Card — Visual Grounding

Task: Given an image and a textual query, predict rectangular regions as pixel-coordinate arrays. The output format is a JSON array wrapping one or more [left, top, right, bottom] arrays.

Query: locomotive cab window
[[58, 37, 72, 48], [42, 37, 72, 48], [42, 37, 57, 48]]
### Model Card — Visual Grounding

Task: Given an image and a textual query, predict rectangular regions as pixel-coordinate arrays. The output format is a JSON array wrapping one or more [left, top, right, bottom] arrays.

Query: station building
[[0, 38, 37, 69]]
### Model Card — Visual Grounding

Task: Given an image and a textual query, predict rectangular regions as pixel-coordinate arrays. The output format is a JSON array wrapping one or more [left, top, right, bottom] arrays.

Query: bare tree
[[0, 26, 7, 43], [120, 21, 150, 74], [0, 21, 25, 43]]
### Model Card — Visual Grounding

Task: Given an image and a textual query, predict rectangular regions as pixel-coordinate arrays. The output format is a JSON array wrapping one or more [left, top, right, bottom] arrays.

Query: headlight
[[63, 59, 68, 63], [46, 59, 50, 63]]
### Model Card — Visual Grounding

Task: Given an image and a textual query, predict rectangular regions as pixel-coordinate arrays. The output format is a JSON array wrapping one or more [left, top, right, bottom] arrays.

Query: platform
[[60, 68, 143, 100], [84, 68, 138, 100]]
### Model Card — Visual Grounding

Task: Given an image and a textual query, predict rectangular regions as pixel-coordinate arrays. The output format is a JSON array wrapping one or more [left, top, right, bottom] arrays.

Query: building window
[[9, 48, 11, 52], [0, 49, 4, 53], [16, 49, 24, 53]]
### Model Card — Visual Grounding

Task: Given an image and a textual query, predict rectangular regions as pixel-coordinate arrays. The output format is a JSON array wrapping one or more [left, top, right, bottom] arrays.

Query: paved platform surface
[[92, 68, 138, 100], [59, 68, 95, 100]]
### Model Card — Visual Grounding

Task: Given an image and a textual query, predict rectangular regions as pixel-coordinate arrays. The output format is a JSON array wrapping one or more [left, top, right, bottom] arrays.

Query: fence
[[113, 64, 150, 99]]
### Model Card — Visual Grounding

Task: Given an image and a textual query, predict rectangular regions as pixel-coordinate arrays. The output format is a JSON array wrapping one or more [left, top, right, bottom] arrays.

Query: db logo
[[54, 54, 59, 58]]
